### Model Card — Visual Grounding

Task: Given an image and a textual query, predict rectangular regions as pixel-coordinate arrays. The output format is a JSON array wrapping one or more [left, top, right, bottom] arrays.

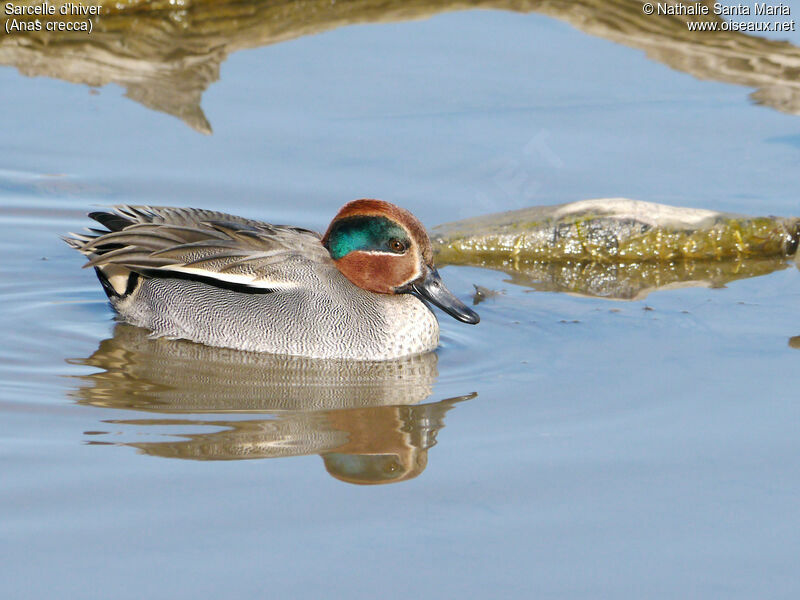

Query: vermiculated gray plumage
[[65, 206, 439, 360]]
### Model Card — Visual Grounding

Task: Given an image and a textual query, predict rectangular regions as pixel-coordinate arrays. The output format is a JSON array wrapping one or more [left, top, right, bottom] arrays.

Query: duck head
[[322, 199, 479, 324]]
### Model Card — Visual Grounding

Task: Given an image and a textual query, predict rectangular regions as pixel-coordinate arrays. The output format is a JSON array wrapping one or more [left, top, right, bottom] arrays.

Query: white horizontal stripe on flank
[[158, 266, 298, 290]]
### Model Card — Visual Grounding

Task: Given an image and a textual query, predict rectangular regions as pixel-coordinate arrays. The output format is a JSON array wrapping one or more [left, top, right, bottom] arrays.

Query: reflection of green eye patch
[[326, 216, 410, 259]]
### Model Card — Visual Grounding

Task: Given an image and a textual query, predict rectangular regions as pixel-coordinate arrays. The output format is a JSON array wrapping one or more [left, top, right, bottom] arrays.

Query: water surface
[[1, 7, 800, 599]]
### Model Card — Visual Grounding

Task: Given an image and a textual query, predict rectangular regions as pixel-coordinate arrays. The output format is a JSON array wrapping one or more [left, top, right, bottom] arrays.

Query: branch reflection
[[4, 0, 800, 132]]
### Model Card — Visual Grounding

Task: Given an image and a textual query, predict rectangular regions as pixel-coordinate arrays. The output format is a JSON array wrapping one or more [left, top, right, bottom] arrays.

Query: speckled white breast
[[114, 270, 440, 360]]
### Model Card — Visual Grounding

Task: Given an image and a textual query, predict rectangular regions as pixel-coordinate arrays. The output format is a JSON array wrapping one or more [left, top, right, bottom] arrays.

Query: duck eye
[[389, 239, 406, 253]]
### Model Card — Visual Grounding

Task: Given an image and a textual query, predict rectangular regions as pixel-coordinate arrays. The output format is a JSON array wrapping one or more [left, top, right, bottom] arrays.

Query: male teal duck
[[65, 200, 479, 360]]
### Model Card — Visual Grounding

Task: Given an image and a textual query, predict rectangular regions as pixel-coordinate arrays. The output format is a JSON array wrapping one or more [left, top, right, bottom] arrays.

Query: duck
[[65, 200, 479, 360]]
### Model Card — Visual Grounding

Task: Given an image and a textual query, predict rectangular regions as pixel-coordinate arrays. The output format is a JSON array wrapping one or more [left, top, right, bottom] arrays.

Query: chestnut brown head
[[322, 199, 479, 324]]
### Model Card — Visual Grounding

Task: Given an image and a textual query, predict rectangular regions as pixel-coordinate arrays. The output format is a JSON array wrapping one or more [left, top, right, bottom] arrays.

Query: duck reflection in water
[[70, 324, 475, 485]]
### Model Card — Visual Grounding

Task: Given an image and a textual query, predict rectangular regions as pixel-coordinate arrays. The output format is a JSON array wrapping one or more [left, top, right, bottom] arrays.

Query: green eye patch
[[326, 216, 410, 259]]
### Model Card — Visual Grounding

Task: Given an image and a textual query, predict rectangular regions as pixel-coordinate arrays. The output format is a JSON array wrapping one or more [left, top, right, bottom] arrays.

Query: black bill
[[399, 266, 480, 324]]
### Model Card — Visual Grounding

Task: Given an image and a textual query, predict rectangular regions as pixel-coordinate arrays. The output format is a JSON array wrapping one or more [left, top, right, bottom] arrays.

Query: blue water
[[1, 8, 799, 599]]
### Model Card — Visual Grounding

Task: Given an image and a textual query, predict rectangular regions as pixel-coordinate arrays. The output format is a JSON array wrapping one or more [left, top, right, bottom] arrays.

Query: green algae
[[491, 257, 791, 301], [433, 200, 800, 264], [432, 199, 800, 300]]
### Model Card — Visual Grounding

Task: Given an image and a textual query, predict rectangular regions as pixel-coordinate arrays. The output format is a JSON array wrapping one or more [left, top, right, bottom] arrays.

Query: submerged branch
[[432, 198, 800, 300]]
